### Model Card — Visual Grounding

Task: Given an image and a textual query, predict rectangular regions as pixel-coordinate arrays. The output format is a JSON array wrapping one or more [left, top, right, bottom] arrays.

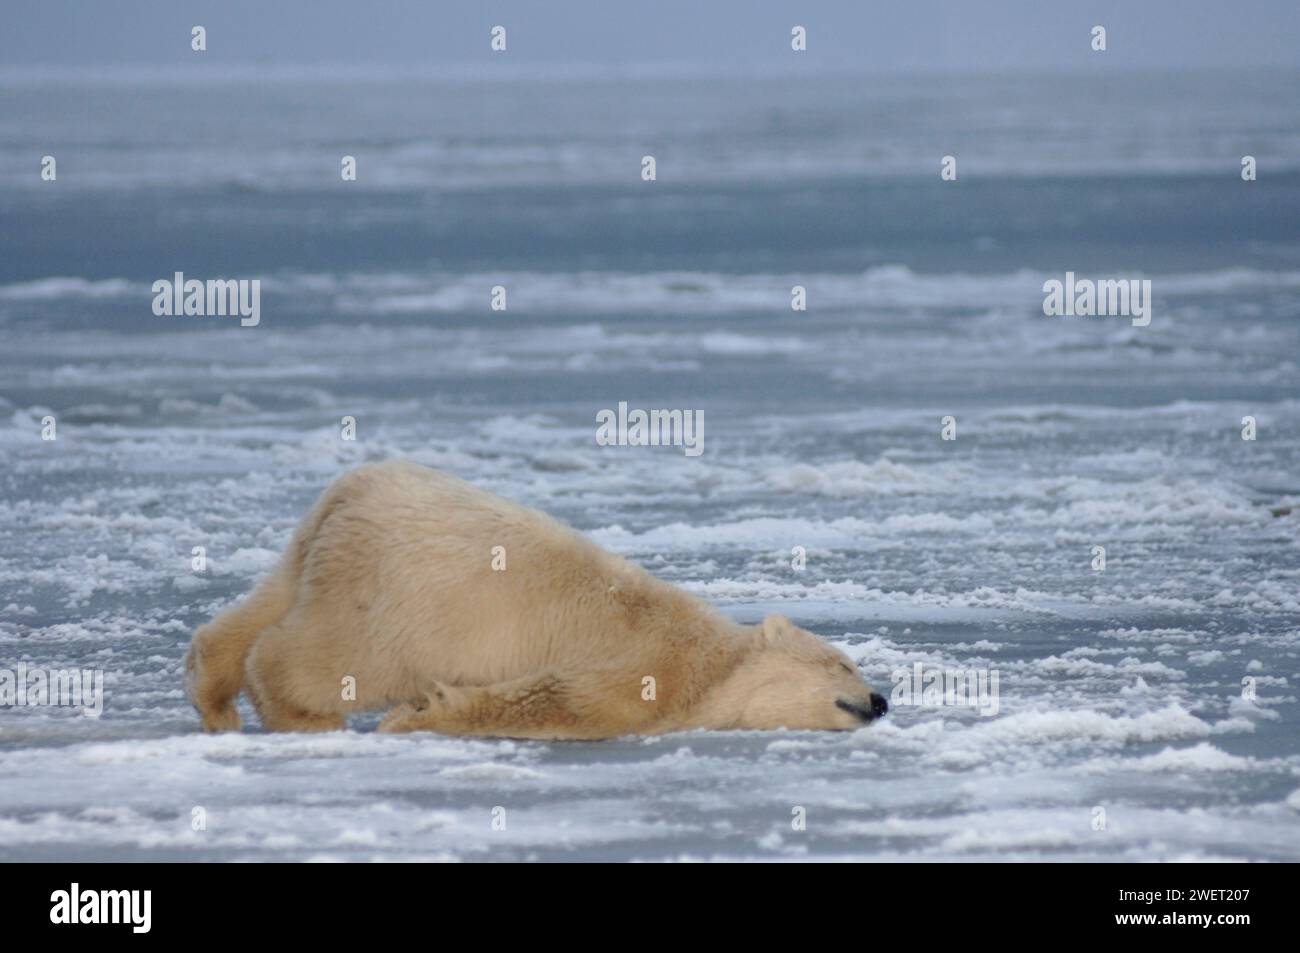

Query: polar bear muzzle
[[836, 694, 890, 723]]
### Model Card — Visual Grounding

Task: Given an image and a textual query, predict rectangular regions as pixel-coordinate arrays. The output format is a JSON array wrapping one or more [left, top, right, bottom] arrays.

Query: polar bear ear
[[760, 614, 795, 645]]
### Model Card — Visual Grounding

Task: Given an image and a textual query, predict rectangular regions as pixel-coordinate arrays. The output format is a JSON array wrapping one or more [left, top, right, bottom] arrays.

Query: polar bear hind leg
[[244, 620, 348, 732]]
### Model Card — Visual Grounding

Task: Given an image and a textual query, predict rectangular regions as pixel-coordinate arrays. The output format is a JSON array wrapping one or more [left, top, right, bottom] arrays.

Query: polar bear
[[185, 461, 887, 739]]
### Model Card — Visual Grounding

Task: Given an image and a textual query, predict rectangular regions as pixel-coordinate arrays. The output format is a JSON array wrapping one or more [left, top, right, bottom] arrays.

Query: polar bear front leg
[[376, 681, 467, 734], [377, 671, 649, 740]]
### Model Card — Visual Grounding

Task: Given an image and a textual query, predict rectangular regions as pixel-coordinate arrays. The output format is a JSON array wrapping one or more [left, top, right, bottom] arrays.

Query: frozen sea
[[1, 67, 1299, 861]]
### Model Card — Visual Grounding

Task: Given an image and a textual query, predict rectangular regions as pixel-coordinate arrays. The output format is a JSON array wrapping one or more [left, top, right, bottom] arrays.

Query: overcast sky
[[4, 0, 1298, 71]]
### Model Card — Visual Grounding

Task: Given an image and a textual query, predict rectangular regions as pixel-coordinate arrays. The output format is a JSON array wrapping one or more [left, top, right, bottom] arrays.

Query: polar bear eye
[[838, 662, 855, 675]]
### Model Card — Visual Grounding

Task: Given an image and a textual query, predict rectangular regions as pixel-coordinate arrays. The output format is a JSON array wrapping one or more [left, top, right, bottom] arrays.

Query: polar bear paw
[[377, 682, 458, 733]]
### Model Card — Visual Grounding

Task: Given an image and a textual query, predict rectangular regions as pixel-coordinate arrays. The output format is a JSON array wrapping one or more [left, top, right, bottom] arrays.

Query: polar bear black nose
[[836, 694, 889, 723]]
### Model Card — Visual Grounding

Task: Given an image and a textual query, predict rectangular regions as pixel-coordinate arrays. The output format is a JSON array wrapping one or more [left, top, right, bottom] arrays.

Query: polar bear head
[[721, 614, 887, 731]]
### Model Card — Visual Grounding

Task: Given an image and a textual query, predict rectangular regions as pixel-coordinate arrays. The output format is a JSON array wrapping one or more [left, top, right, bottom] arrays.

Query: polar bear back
[[291, 460, 715, 689]]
